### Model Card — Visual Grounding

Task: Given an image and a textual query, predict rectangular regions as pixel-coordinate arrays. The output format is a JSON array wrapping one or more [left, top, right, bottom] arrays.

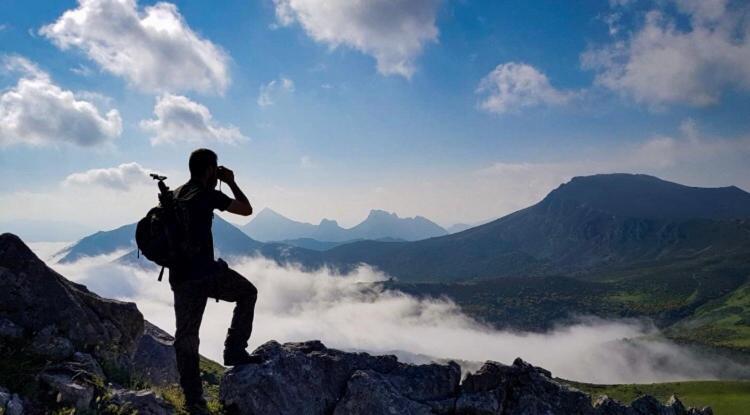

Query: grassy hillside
[[563, 379, 750, 415], [667, 281, 750, 352], [388, 253, 750, 352]]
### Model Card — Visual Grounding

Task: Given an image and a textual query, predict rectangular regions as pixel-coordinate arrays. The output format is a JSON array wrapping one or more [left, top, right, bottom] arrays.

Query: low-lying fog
[[32, 243, 750, 384]]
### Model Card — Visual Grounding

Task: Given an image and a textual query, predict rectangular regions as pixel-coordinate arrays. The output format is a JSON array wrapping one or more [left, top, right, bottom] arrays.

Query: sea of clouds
[[31, 242, 750, 385]]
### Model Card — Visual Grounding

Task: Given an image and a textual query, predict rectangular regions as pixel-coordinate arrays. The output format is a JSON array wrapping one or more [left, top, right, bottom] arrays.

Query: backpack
[[135, 174, 184, 281]]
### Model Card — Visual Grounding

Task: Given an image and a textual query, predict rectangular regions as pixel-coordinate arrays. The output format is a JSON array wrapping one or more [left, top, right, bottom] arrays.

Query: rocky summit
[[221, 340, 714, 415]]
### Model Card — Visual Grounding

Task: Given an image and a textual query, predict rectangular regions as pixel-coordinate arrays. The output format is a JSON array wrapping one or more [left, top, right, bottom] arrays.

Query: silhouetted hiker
[[170, 148, 259, 413]]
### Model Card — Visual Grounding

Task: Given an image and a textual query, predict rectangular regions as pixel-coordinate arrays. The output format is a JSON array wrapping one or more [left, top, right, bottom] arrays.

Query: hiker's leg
[[173, 285, 208, 404], [212, 264, 258, 351]]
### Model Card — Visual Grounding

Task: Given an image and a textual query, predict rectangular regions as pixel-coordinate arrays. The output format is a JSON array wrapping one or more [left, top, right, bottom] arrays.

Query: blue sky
[[1, 0, 750, 238]]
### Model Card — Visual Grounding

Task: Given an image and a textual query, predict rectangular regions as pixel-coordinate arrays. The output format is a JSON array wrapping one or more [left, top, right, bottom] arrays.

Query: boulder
[[39, 373, 94, 410], [0, 233, 143, 373], [220, 340, 460, 415], [132, 321, 180, 386]]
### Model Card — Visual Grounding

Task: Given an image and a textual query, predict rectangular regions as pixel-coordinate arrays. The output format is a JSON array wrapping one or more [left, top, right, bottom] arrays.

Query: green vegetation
[[562, 379, 750, 415], [389, 253, 750, 355], [157, 357, 226, 414]]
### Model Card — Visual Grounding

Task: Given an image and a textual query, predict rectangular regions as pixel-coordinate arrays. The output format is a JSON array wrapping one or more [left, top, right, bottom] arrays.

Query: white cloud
[[257, 77, 294, 107], [44, 254, 750, 384], [40, 0, 230, 94], [140, 93, 246, 145], [582, 0, 750, 107], [476, 62, 573, 114], [0, 56, 122, 147], [63, 162, 157, 191], [273, 0, 440, 78]]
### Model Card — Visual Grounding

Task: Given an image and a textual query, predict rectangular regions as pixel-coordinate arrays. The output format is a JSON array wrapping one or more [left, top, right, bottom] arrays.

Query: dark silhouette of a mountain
[[319, 174, 750, 282], [242, 208, 447, 242], [57, 223, 137, 263]]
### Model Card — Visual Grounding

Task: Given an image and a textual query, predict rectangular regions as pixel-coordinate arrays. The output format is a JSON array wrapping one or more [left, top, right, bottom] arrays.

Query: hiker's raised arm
[[218, 166, 253, 216]]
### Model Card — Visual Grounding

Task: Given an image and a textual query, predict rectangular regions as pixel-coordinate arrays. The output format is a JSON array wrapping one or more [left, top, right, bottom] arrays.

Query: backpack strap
[[158, 266, 165, 282]]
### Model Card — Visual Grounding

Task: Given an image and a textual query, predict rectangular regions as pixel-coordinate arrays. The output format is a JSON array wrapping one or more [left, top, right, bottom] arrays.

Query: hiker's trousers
[[171, 259, 258, 403]]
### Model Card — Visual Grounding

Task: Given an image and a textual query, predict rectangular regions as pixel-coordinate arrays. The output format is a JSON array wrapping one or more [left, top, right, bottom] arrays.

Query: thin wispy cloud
[[257, 77, 294, 107]]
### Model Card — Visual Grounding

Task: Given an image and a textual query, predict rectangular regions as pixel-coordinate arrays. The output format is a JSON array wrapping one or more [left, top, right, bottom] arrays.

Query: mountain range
[[57, 173, 750, 281], [319, 173, 750, 282], [241, 208, 449, 242], [42, 173, 750, 355]]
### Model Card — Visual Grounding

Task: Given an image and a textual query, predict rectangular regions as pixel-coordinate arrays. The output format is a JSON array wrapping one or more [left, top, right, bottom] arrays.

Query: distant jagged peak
[[365, 209, 430, 222], [367, 209, 398, 218], [318, 218, 340, 227]]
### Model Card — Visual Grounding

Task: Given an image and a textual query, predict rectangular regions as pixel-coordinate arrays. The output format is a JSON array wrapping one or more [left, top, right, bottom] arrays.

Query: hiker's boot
[[223, 348, 264, 366], [223, 328, 263, 366]]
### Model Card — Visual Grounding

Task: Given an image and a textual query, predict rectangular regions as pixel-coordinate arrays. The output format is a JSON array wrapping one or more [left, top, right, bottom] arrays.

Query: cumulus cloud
[[273, 0, 440, 78], [63, 162, 156, 191], [40, 0, 230, 94], [476, 62, 573, 114], [582, 0, 750, 107], [0, 56, 122, 147], [140, 94, 246, 145], [45, 253, 750, 384], [257, 77, 294, 107]]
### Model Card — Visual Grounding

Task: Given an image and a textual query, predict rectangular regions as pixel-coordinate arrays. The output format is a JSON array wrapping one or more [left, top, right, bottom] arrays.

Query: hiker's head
[[189, 148, 218, 187]]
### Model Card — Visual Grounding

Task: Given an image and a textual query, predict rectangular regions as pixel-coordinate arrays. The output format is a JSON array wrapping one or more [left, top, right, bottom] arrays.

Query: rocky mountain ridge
[[0, 232, 715, 414], [242, 207, 448, 242]]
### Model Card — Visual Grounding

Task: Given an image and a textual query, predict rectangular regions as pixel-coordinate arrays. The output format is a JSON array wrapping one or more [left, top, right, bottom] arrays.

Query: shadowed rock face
[[220, 341, 713, 415], [0, 233, 143, 372], [132, 321, 180, 386]]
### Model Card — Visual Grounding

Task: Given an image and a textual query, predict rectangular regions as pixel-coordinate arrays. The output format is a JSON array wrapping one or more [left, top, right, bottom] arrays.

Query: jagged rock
[[132, 321, 180, 386], [221, 340, 459, 415], [667, 395, 687, 415], [30, 326, 74, 361], [333, 370, 435, 415], [108, 389, 175, 415], [70, 352, 105, 380], [0, 318, 23, 339], [220, 341, 715, 415], [593, 395, 634, 415], [39, 372, 94, 410], [0, 233, 143, 373]]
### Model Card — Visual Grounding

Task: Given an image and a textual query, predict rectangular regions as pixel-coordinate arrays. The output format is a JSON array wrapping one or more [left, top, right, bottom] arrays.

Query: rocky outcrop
[[133, 321, 180, 386], [0, 233, 143, 372], [221, 341, 714, 415]]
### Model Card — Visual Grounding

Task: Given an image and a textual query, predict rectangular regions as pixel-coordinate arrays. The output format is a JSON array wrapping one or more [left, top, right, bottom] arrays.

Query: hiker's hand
[[217, 166, 235, 184]]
